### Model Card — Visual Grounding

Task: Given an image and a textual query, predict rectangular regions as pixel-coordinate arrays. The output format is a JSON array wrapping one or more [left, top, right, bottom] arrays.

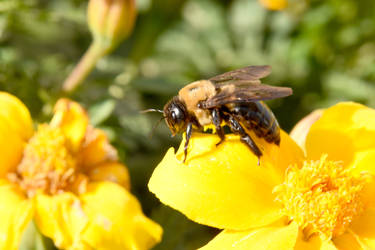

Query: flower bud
[[258, 0, 288, 10], [88, 0, 136, 51]]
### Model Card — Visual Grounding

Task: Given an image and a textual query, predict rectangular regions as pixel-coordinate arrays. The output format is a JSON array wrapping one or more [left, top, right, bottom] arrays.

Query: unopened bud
[[258, 0, 287, 10], [63, 0, 136, 92], [88, 0, 136, 51]]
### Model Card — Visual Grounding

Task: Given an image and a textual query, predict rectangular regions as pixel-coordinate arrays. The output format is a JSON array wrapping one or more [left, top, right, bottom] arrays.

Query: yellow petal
[[333, 231, 364, 250], [88, 162, 130, 190], [362, 181, 375, 210], [0, 92, 33, 140], [0, 181, 33, 250], [80, 182, 162, 250], [200, 221, 298, 250], [149, 131, 304, 230], [350, 149, 375, 176], [79, 127, 118, 169], [345, 149, 375, 209], [34, 192, 89, 249], [0, 93, 34, 176], [306, 102, 375, 165], [0, 121, 26, 177], [294, 231, 337, 250], [348, 208, 375, 249], [290, 109, 323, 152], [50, 99, 88, 152]]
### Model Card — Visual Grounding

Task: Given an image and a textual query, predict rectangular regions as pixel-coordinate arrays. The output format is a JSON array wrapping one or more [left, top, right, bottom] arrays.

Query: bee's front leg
[[183, 122, 193, 163], [211, 108, 225, 146]]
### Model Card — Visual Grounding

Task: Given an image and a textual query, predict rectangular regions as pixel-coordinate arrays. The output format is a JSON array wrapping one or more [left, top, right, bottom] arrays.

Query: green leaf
[[88, 99, 116, 126], [19, 221, 56, 250]]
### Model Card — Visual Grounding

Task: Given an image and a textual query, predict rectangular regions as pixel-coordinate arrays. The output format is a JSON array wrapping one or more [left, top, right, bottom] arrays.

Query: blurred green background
[[1, 0, 375, 249]]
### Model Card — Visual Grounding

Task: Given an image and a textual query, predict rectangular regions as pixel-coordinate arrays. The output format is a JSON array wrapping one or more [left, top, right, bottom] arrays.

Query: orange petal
[[80, 182, 162, 250], [50, 99, 88, 152], [79, 126, 118, 169], [200, 221, 298, 250], [0, 181, 34, 250], [306, 102, 375, 165], [348, 208, 375, 249], [88, 162, 130, 190], [149, 131, 304, 230]]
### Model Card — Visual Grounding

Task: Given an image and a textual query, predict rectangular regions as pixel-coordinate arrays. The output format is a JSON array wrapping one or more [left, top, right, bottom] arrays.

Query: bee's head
[[163, 97, 188, 136]]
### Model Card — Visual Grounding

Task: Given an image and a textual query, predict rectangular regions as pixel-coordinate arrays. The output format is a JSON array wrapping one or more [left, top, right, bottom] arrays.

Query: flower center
[[273, 155, 368, 240], [8, 124, 85, 197]]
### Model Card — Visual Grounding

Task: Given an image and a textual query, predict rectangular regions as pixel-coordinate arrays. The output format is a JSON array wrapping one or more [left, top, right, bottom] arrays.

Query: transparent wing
[[200, 84, 292, 109], [209, 65, 271, 87]]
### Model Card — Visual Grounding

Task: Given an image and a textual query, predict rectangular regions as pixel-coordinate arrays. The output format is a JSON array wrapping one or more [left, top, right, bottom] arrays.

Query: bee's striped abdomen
[[226, 101, 280, 145]]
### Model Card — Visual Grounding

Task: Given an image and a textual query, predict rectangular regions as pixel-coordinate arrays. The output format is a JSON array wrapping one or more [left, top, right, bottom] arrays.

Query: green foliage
[[20, 221, 55, 250], [1, 0, 375, 249]]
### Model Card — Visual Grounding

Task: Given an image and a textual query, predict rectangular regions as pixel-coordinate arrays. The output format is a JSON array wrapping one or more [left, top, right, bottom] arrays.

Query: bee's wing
[[200, 84, 292, 109], [209, 65, 271, 86]]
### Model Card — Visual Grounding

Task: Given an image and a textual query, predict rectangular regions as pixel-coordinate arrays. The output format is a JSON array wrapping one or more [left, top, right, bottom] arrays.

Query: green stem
[[62, 42, 107, 93]]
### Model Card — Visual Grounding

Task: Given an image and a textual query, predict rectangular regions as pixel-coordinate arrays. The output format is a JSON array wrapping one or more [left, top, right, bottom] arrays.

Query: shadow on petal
[[333, 231, 364, 250]]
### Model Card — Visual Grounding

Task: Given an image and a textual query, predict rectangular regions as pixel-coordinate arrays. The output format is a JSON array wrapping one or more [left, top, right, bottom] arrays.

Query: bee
[[145, 65, 292, 164]]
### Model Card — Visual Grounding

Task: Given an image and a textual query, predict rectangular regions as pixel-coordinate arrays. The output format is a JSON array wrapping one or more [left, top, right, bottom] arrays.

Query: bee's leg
[[212, 108, 225, 146], [183, 122, 193, 163], [227, 115, 262, 165]]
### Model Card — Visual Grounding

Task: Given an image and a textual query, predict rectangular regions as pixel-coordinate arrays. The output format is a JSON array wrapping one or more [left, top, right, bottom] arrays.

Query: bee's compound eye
[[171, 106, 184, 123], [171, 110, 177, 120]]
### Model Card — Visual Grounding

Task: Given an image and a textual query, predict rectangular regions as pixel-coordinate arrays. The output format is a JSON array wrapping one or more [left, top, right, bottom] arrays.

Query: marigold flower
[[0, 92, 162, 250], [149, 102, 375, 249]]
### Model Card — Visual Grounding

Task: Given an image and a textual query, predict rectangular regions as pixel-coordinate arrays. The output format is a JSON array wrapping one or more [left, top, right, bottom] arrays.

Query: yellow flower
[[258, 0, 287, 10], [0, 92, 162, 250], [149, 102, 375, 249], [290, 109, 324, 151]]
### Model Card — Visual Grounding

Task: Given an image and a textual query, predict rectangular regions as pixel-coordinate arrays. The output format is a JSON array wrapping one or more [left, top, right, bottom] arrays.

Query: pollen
[[8, 124, 85, 197], [273, 155, 369, 240]]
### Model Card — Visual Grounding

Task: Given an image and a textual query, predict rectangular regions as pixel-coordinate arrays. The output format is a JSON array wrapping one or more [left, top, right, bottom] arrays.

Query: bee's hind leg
[[183, 122, 193, 163], [227, 115, 262, 165], [212, 108, 225, 146]]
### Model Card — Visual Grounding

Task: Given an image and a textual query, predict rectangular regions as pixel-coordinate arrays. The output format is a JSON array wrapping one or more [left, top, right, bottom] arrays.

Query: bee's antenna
[[149, 116, 166, 138], [140, 109, 163, 114], [141, 108, 165, 138]]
